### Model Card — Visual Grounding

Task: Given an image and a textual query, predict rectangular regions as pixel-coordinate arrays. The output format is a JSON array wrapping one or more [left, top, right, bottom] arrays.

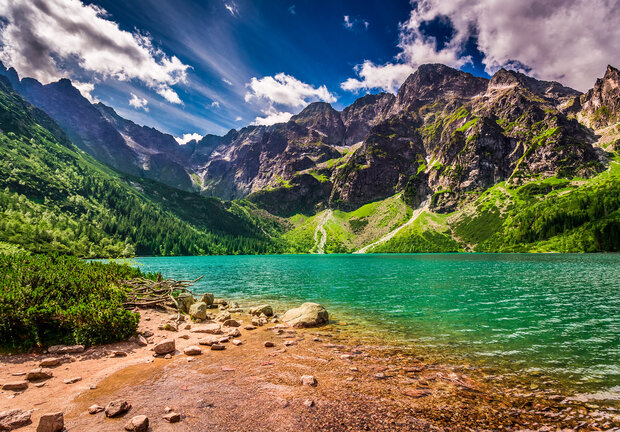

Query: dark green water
[[133, 253, 620, 396]]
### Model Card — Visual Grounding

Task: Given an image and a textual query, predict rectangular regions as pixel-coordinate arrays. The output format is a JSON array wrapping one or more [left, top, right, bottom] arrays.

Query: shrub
[[0, 252, 147, 351]]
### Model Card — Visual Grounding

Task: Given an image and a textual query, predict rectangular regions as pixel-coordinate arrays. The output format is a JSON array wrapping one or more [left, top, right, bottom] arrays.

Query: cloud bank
[[342, 0, 620, 93], [0, 0, 189, 103]]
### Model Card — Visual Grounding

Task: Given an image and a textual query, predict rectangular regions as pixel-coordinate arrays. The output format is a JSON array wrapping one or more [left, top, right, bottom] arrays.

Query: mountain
[[0, 76, 284, 257]]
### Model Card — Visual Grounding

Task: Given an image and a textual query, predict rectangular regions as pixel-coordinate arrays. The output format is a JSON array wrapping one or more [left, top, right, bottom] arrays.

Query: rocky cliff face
[[579, 65, 620, 129], [0, 62, 613, 217]]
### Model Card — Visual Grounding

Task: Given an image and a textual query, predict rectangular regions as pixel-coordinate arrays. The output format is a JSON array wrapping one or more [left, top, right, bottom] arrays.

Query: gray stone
[[105, 400, 131, 417], [210, 343, 225, 351], [47, 344, 84, 354], [189, 302, 208, 320], [198, 336, 220, 346], [0, 409, 31, 430], [124, 415, 148, 432], [176, 293, 195, 313], [282, 303, 329, 328], [249, 304, 273, 317], [226, 328, 241, 337], [154, 339, 175, 354], [63, 377, 82, 384], [201, 293, 215, 305], [39, 358, 64, 368], [135, 335, 148, 346], [36, 412, 63, 432], [190, 323, 222, 334], [215, 311, 231, 322], [222, 319, 240, 327], [88, 405, 104, 414]]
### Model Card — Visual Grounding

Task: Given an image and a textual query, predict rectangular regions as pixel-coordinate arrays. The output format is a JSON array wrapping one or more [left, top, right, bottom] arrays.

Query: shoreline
[[2, 300, 619, 431]]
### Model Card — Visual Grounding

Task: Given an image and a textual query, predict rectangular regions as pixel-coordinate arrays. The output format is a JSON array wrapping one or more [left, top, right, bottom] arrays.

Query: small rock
[[350, 367, 359, 372], [88, 404, 104, 414], [303, 399, 315, 408], [198, 336, 220, 346], [189, 302, 208, 320], [177, 292, 195, 313], [11, 372, 25, 376], [244, 325, 256, 330], [162, 322, 177, 332], [183, 323, 192, 330], [218, 335, 230, 343], [178, 334, 190, 340], [227, 328, 241, 337], [26, 368, 54, 381], [201, 292, 215, 305], [39, 357, 63, 368], [2, 380, 28, 391], [140, 330, 154, 338], [190, 323, 222, 334], [162, 412, 181, 423], [105, 400, 131, 417], [47, 344, 85, 354], [124, 415, 149, 432], [0, 409, 31, 430], [164, 354, 172, 359], [36, 412, 63, 432], [284, 341, 296, 347], [301, 375, 318, 386], [34, 382, 46, 388], [346, 377, 354, 382], [112, 351, 128, 357], [196, 399, 214, 409], [135, 335, 148, 346], [282, 303, 328, 328], [232, 339, 243, 346], [63, 377, 82, 384], [184, 346, 202, 356], [215, 311, 231, 322], [210, 343, 225, 351], [222, 319, 240, 327], [249, 304, 273, 317], [154, 339, 175, 354], [264, 341, 275, 348], [374, 372, 387, 380]]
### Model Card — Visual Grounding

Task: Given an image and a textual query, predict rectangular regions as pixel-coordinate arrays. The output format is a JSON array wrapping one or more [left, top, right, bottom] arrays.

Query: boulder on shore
[[176, 293, 195, 313], [154, 339, 175, 355], [189, 302, 208, 320], [201, 293, 215, 305], [282, 303, 329, 328], [249, 304, 273, 316]]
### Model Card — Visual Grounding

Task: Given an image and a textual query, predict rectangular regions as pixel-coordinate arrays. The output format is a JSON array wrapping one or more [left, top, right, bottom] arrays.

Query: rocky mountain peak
[[580, 64, 620, 129], [291, 101, 344, 145], [489, 68, 580, 102]]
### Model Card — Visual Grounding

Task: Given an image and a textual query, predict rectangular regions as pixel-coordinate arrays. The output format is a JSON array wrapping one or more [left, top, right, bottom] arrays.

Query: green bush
[[0, 252, 146, 351]]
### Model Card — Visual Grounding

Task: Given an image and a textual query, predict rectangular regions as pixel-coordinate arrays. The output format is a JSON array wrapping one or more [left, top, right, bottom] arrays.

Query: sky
[[0, 0, 619, 143]]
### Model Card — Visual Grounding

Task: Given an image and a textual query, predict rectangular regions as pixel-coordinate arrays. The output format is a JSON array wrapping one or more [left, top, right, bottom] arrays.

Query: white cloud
[[341, 61, 415, 93], [251, 109, 293, 126], [73, 81, 99, 103], [235, 116, 243, 121], [211, 101, 220, 108], [288, 5, 296, 15], [245, 73, 336, 108], [343, 15, 369, 31], [175, 132, 203, 145], [341, 0, 620, 93], [224, 2, 238, 16], [222, 78, 233, 86], [0, 0, 189, 103], [129, 92, 149, 111]]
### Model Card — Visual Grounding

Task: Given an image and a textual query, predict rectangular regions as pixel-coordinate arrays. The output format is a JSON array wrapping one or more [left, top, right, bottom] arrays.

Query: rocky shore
[[1, 295, 619, 431]]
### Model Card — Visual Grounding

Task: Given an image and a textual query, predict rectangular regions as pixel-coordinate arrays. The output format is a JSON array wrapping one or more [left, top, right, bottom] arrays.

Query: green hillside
[[0, 77, 284, 257]]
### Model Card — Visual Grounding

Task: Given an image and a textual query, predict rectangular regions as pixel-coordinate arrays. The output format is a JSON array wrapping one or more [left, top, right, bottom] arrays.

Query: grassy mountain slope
[[0, 77, 284, 257]]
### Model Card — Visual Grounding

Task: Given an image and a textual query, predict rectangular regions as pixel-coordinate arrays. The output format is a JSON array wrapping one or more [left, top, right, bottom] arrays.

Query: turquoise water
[[133, 253, 620, 394]]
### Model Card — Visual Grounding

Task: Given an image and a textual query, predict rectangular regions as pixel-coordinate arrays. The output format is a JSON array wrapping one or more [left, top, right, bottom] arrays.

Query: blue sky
[[1, 0, 619, 141]]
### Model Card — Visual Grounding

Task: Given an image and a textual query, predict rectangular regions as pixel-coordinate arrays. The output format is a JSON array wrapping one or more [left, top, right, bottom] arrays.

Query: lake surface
[[132, 253, 620, 396]]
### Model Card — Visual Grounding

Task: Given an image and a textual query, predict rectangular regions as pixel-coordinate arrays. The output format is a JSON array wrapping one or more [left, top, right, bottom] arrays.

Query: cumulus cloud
[[129, 92, 148, 111], [341, 0, 620, 93], [175, 132, 202, 145], [0, 0, 189, 103], [245, 72, 336, 126], [251, 109, 293, 126], [245, 73, 336, 108], [341, 61, 415, 93], [73, 81, 98, 103]]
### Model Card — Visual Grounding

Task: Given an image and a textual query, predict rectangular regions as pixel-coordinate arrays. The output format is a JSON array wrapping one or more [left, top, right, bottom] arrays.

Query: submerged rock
[[282, 303, 329, 328]]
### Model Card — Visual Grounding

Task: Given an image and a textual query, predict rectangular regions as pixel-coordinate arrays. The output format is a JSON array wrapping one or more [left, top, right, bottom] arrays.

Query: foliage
[[0, 252, 147, 351]]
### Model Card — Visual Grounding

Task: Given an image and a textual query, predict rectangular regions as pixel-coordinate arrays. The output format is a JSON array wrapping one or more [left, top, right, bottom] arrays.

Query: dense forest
[[0, 77, 286, 257]]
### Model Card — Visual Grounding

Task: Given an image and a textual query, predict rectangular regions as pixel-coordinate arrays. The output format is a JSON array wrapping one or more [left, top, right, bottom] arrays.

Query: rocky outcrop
[[580, 65, 620, 129], [341, 93, 395, 145]]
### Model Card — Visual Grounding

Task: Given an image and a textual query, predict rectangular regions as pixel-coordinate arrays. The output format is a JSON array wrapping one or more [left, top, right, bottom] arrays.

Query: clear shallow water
[[132, 253, 620, 393]]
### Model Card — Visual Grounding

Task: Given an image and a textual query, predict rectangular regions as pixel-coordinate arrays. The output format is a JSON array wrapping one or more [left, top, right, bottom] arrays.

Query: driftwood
[[120, 276, 204, 323]]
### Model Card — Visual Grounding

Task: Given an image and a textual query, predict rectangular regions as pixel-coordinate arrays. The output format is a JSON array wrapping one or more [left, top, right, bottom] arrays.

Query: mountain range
[[0, 61, 618, 255]]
